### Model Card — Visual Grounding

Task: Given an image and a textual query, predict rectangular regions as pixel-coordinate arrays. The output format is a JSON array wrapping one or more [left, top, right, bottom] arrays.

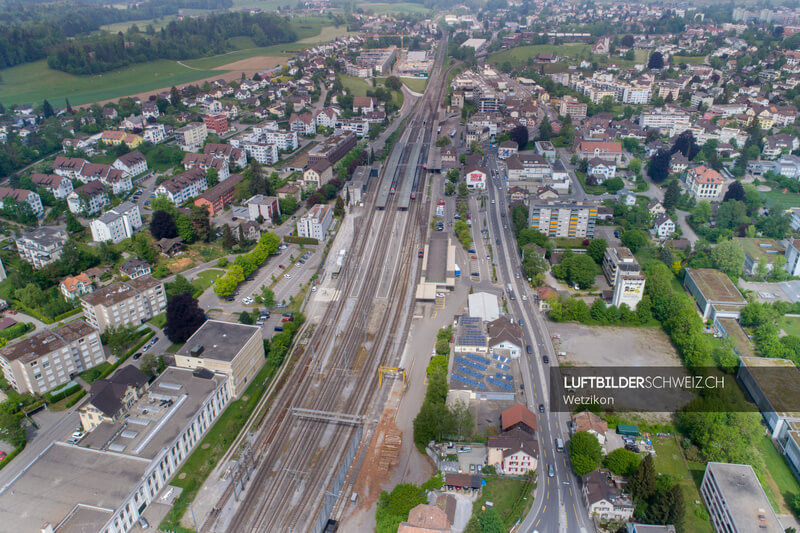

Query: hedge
[[44, 383, 82, 404], [65, 390, 87, 408], [54, 308, 82, 321], [97, 328, 155, 381], [1, 322, 34, 342], [284, 235, 319, 245], [0, 442, 25, 471], [13, 302, 54, 324]]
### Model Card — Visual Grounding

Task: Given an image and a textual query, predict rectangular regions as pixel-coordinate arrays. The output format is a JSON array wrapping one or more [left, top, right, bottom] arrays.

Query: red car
[[437, 198, 446, 206], [281, 317, 294, 323], [7, 310, 16, 315], [278, 264, 285, 269], [0, 451, 7, 460]]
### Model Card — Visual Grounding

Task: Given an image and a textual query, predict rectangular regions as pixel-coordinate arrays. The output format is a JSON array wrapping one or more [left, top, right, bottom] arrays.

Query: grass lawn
[[761, 189, 800, 211], [401, 77, 428, 93], [192, 269, 224, 293], [99, 15, 177, 34], [166, 343, 184, 353], [652, 438, 713, 533], [779, 316, 800, 337], [49, 390, 86, 412], [338, 74, 373, 97], [80, 362, 112, 384], [160, 360, 277, 531], [575, 170, 607, 195], [473, 476, 534, 529], [357, 2, 432, 14], [488, 44, 590, 68], [672, 55, 707, 65], [149, 312, 167, 330], [754, 435, 800, 514]]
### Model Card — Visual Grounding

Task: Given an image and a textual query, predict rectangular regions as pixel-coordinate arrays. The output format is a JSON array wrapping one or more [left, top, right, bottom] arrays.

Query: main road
[[483, 148, 594, 533]]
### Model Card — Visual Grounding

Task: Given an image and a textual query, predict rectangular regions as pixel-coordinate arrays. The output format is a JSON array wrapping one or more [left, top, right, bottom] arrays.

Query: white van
[[555, 438, 564, 452]]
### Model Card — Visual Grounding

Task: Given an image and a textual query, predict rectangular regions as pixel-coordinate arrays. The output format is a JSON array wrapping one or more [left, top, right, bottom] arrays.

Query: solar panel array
[[451, 351, 514, 393], [451, 373, 485, 389], [458, 365, 483, 379], [464, 353, 492, 365], [486, 376, 513, 391], [455, 356, 487, 372], [496, 363, 510, 371], [495, 373, 513, 381], [455, 316, 487, 347], [493, 354, 510, 364]]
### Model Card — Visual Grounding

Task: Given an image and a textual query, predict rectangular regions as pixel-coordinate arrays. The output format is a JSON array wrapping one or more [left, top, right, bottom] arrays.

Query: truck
[[454, 264, 461, 276]]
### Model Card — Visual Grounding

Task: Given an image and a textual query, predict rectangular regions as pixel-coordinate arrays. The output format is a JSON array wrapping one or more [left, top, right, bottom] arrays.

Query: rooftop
[[685, 268, 746, 304], [425, 232, 449, 283], [177, 320, 260, 363], [739, 356, 800, 418], [736, 237, 785, 263], [0, 320, 95, 364], [468, 292, 500, 323], [81, 276, 161, 307], [704, 462, 783, 533]]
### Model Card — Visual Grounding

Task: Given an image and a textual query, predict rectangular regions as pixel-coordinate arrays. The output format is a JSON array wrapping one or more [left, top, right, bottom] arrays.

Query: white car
[[284, 274, 292, 279], [242, 297, 254, 304], [311, 286, 317, 292]]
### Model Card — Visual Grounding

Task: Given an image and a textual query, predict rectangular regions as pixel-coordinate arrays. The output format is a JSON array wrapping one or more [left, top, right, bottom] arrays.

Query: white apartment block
[[700, 462, 783, 533], [143, 123, 166, 144], [241, 142, 279, 165], [90, 201, 143, 243], [67, 181, 108, 215], [639, 108, 691, 135], [297, 203, 333, 240], [155, 168, 207, 205], [612, 275, 646, 308], [15, 227, 67, 269], [622, 86, 652, 105], [0, 320, 103, 394], [528, 201, 598, 238], [176, 122, 208, 152], [785, 237, 800, 276], [262, 130, 298, 151], [81, 276, 167, 333], [0, 187, 43, 216], [31, 174, 73, 199], [112, 150, 148, 178], [685, 165, 724, 199]]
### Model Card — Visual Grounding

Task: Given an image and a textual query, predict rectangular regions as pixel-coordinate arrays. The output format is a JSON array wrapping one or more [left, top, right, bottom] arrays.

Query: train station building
[[415, 232, 457, 300]]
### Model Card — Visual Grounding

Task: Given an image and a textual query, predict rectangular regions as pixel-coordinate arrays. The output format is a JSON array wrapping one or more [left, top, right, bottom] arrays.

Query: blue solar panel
[[493, 354, 510, 364], [496, 363, 509, 371], [495, 373, 512, 381], [455, 356, 487, 372], [458, 366, 483, 379], [486, 376, 513, 391], [465, 353, 492, 365]]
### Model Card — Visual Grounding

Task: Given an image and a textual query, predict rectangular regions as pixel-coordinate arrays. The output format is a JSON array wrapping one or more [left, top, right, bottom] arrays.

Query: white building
[[464, 166, 488, 190], [0, 187, 43, 216], [612, 274, 646, 308], [700, 462, 783, 533], [785, 237, 800, 276], [90, 202, 142, 243], [155, 168, 207, 205], [621, 85, 651, 105], [639, 107, 691, 135], [31, 173, 73, 199], [652, 214, 675, 238], [262, 130, 298, 151], [241, 142, 279, 165], [15, 227, 67, 269], [245, 194, 280, 221], [587, 158, 616, 182], [297, 203, 333, 240], [112, 150, 148, 178], [81, 276, 166, 333], [143, 123, 166, 144], [67, 181, 108, 215], [685, 165, 724, 199]]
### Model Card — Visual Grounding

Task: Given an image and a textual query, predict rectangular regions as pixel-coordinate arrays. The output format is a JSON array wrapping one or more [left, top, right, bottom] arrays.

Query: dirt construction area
[[549, 322, 682, 367]]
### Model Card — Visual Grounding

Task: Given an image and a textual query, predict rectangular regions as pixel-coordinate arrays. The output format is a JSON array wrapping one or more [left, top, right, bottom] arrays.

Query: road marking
[[573, 502, 578, 521], [569, 486, 573, 497], [542, 504, 546, 514]]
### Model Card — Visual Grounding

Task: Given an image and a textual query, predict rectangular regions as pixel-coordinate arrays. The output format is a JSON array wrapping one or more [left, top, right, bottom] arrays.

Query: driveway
[[675, 210, 699, 244]]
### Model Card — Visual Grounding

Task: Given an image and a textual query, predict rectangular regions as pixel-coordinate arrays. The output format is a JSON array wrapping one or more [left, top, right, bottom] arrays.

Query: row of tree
[[212, 232, 281, 296]]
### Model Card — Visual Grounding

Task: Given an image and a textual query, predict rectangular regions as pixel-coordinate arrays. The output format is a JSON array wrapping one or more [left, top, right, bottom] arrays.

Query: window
[[34, 373, 41, 380], [29, 361, 38, 367]]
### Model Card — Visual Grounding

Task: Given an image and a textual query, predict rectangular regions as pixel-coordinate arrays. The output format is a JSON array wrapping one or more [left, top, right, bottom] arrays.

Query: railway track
[[211, 35, 449, 533]]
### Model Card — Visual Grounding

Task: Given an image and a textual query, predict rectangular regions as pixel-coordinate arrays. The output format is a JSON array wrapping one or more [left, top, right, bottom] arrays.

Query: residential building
[[652, 214, 675, 238], [622, 85, 651, 105], [0, 320, 103, 394], [0, 187, 43, 216], [602, 247, 641, 286], [685, 165, 724, 199], [683, 268, 747, 321], [487, 427, 539, 475], [571, 411, 608, 451], [203, 113, 229, 134], [239, 220, 261, 241], [15, 227, 67, 268], [240, 141, 279, 165], [587, 158, 616, 182], [528, 200, 597, 238], [194, 173, 243, 216], [89, 202, 142, 243], [245, 194, 280, 221], [353, 96, 377, 113], [176, 122, 208, 151], [464, 165, 488, 190], [53, 156, 86, 179], [786, 237, 800, 276], [315, 108, 339, 128], [559, 96, 588, 118], [763, 134, 799, 159], [790, 208, 800, 233], [100, 131, 142, 149], [276, 183, 302, 201], [534, 141, 556, 159], [78, 162, 131, 194], [577, 141, 623, 165], [175, 320, 264, 397], [289, 112, 316, 135], [143, 123, 166, 144], [397, 504, 451, 533], [67, 181, 108, 215], [639, 108, 691, 134], [119, 259, 151, 280], [506, 153, 552, 181], [112, 150, 148, 177], [81, 276, 167, 332], [487, 316, 522, 359], [0, 367, 230, 533], [303, 159, 334, 189], [498, 140, 519, 160], [183, 153, 230, 182], [155, 168, 208, 204], [613, 274, 646, 308], [59, 273, 93, 300], [203, 143, 247, 169], [335, 117, 370, 137], [736, 237, 784, 275], [626, 525, 676, 533], [261, 130, 298, 151], [297, 203, 333, 240], [582, 469, 635, 522], [700, 462, 783, 533], [141, 102, 159, 119], [31, 173, 73, 199], [617, 188, 636, 206], [78, 365, 149, 431], [501, 404, 537, 435], [307, 131, 357, 165]]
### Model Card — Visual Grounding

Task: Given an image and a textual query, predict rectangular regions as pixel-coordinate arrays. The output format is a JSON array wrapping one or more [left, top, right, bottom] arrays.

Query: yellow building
[[174, 320, 264, 397], [78, 365, 149, 431], [100, 130, 143, 148]]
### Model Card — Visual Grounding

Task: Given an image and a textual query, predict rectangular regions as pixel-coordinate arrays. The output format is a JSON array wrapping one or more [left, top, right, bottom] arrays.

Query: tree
[[457, 182, 469, 197], [42, 99, 54, 118], [206, 168, 219, 188], [621, 34, 635, 47], [222, 224, 236, 249], [385, 76, 402, 91], [571, 453, 600, 477], [150, 210, 177, 239], [66, 212, 83, 233], [175, 213, 196, 243], [522, 245, 549, 286], [444, 181, 455, 196], [603, 448, 641, 476], [648, 51, 664, 69], [190, 205, 211, 242], [604, 177, 624, 193], [538, 116, 553, 141], [628, 454, 657, 501], [670, 130, 700, 160], [621, 229, 649, 253], [436, 136, 450, 147], [509, 125, 528, 150], [723, 180, 745, 203], [477, 508, 505, 533], [663, 180, 681, 210], [166, 274, 194, 300], [239, 310, 254, 324], [164, 293, 206, 343], [716, 200, 749, 230], [259, 286, 275, 307], [139, 353, 161, 377], [334, 197, 345, 218], [647, 149, 670, 183], [587, 238, 608, 263], [101, 324, 140, 357], [133, 233, 156, 263], [628, 157, 643, 175], [757, 211, 791, 239], [0, 409, 25, 448], [711, 239, 745, 278]]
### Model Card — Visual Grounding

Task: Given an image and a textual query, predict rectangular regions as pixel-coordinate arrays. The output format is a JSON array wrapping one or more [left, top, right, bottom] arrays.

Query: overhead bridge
[[289, 407, 364, 425]]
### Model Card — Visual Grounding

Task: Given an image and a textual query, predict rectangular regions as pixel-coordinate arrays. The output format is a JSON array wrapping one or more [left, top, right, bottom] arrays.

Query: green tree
[[206, 168, 219, 188], [334, 196, 345, 218], [538, 116, 553, 141], [444, 181, 455, 196], [457, 181, 469, 197], [478, 508, 505, 533], [716, 200, 749, 230], [259, 286, 275, 307], [166, 274, 194, 300], [605, 177, 624, 193], [586, 238, 608, 263], [628, 454, 657, 501], [175, 213, 196, 243], [101, 324, 140, 357], [0, 409, 25, 447], [663, 180, 681, 210], [66, 212, 83, 234], [436, 136, 451, 147], [711, 239, 745, 278], [621, 229, 649, 253], [139, 353, 161, 377], [603, 448, 641, 476], [222, 225, 236, 249], [568, 430, 603, 475]]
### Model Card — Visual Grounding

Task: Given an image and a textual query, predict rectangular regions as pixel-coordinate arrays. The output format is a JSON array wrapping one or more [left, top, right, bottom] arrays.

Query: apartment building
[[67, 180, 108, 215], [16, 226, 67, 268], [297, 203, 333, 240], [622, 85, 652, 105], [31, 173, 73, 199], [119, 259, 151, 280], [52, 156, 86, 179], [577, 141, 623, 165], [786, 237, 800, 276], [194, 173, 243, 215], [289, 112, 316, 135], [90, 201, 143, 243], [303, 159, 334, 189], [559, 96, 588, 118], [612, 275, 646, 308], [506, 154, 552, 181], [203, 143, 247, 169], [528, 200, 597, 238], [78, 162, 132, 194], [639, 108, 691, 134], [245, 194, 280, 221], [240, 141, 279, 165], [203, 113, 229, 135], [59, 273, 93, 300], [175, 320, 264, 397], [78, 365, 149, 431], [308, 131, 357, 166], [143, 123, 166, 144], [155, 168, 208, 205], [602, 247, 641, 286], [112, 150, 148, 178], [0, 187, 43, 216], [176, 122, 208, 152], [81, 276, 167, 332], [685, 165, 725, 199], [700, 462, 783, 533], [0, 320, 104, 394], [183, 153, 230, 182]]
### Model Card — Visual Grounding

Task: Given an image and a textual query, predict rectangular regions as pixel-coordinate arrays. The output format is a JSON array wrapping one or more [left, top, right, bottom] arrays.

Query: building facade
[[701, 462, 784, 533], [528, 200, 597, 238], [90, 202, 142, 243], [16, 227, 67, 268], [81, 276, 167, 332], [297, 203, 333, 240]]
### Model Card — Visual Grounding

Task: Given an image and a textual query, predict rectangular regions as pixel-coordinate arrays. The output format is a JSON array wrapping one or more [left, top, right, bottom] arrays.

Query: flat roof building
[[468, 292, 500, 322], [684, 268, 747, 321], [415, 232, 456, 300], [701, 462, 783, 533], [175, 320, 264, 397], [0, 367, 230, 533], [81, 276, 166, 332]]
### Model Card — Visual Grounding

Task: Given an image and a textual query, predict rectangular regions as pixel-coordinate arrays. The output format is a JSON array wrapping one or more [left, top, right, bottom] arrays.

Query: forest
[[0, 0, 233, 69], [46, 11, 296, 75]]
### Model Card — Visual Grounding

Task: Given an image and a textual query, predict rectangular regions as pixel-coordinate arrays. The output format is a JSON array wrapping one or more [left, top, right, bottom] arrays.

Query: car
[[138, 517, 150, 529], [454, 213, 460, 219], [503, 224, 508, 229], [242, 297, 254, 304], [518, 319, 524, 326], [281, 317, 291, 323], [279, 264, 285, 269], [548, 464, 555, 477], [522, 295, 527, 301], [614, 231, 620, 238], [0, 451, 7, 461], [486, 255, 490, 260], [457, 446, 471, 453], [471, 272, 479, 277], [152, 337, 159, 344], [543, 355, 549, 364], [71, 430, 84, 438], [515, 273, 520, 278], [299, 259, 305, 264], [491, 199, 496, 204], [311, 286, 317, 292], [466, 214, 471, 219], [255, 320, 265, 326], [538, 404, 545, 413], [436, 292, 446, 298], [468, 249, 476, 254], [471, 254, 478, 259], [284, 274, 292, 279], [7, 310, 16, 315], [526, 345, 533, 355], [496, 239, 501, 245], [274, 325, 284, 332], [225, 296, 234, 302], [68, 437, 79, 445], [231, 216, 237, 221], [133, 352, 142, 360]]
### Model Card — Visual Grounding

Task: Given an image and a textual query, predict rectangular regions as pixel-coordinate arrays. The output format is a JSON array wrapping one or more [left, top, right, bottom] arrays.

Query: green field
[[755, 435, 800, 514], [779, 316, 800, 337], [672, 55, 707, 65], [357, 2, 432, 14], [472, 476, 534, 529], [99, 15, 178, 34], [401, 77, 428, 93], [652, 438, 714, 533], [192, 269, 224, 292], [488, 44, 591, 68], [762, 189, 800, 211], [338, 74, 373, 97]]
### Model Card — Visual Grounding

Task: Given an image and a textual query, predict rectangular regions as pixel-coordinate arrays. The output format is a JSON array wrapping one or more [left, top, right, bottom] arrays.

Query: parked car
[[457, 446, 471, 453], [274, 325, 284, 332], [543, 355, 549, 364], [526, 345, 533, 355], [279, 264, 285, 269], [538, 404, 545, 413], [284, 274, 292, 279], [133, 352, 142, 360]]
